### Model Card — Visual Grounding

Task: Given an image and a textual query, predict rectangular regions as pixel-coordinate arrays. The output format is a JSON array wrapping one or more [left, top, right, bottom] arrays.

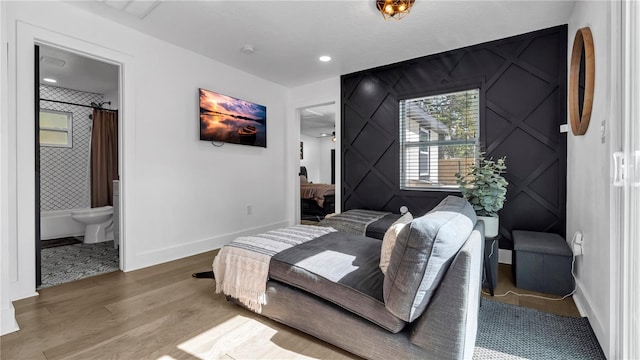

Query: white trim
[[10, 21, 135, 302], [127, 220, 289, 272], [289, 78, 341, 223], [0, 304, 19, 335], [619, 1, 640, 358], [296, 100, 337, 223], [0, 0, 17, 335], [573, 281, 602, 330]]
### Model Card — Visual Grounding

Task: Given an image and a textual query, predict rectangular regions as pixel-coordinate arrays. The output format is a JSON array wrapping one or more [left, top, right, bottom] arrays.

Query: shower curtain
[[91, 109, 118, 207]]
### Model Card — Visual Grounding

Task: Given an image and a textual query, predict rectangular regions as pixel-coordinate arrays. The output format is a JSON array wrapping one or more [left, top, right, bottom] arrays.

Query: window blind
[[399, 88, 480, 190]]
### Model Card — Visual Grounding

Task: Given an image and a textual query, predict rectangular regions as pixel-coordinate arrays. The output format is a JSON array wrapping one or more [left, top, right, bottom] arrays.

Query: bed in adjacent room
[[299, 166, 335, 221]]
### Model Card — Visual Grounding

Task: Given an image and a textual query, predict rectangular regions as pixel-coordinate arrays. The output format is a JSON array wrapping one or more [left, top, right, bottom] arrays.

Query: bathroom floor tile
[[40, 241, 119, 289]]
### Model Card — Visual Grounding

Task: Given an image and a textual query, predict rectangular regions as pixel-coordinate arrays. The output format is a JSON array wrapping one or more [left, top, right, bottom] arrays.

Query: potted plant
[[455, 153, 508, 237]]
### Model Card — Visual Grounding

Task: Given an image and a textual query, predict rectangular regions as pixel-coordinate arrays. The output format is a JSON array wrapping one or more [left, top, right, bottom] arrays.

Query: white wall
[[1, 0, 290, 323], [318, 136, 335, 185], [300, 134, 321, 182], [103, 88, 119, 109], [567, 1, 621, 357], [299, 134, 334, 184]]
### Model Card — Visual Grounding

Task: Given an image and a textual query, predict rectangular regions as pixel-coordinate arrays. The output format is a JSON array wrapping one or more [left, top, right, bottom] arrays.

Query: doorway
[[299, 103, 336, 223], [35, 44, 121, 288]]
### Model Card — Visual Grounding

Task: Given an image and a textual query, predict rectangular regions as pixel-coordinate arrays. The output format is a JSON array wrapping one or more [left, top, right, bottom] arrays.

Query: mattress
[[365, 213, 402, 240], [269, 231, 406, 333]]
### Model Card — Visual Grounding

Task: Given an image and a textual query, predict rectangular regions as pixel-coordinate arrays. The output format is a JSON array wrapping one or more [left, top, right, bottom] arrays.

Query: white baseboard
[[572, 283, 608, 356], [1, 303, 19, 335], [495, 247, 607, 353], [498, 249, 512, 264], [10, 288, 39, 302], [571, 284, 588, 317], [125, 220, 290, 272]]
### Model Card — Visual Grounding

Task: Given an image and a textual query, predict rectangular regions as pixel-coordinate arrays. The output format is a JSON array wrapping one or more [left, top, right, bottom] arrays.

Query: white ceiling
[[66, 0, 577, 88], [39, 44, 119, 95], [55, 0, 575, 135], [300, 104, 336, 138]]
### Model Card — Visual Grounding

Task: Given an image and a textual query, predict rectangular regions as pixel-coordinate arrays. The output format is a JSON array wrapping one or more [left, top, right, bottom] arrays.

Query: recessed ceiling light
[[43, 78, 57, 83], [319, 55, 331, 62]]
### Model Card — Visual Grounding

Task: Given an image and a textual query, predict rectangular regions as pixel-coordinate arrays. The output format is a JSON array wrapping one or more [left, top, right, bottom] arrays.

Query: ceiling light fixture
[[40, 56, 66, 68], [319, 55, 331, 62], [43, 78, 57, 83], [240, 45, 255, 54], [376, 0, 415, 20]]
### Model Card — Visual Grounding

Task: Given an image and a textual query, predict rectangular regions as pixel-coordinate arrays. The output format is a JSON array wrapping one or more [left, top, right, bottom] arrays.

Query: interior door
[[34, 44, 41, 287]]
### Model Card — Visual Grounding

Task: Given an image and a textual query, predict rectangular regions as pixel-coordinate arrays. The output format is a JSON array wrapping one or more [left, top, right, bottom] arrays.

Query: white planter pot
[[478, 216, 499, 238]]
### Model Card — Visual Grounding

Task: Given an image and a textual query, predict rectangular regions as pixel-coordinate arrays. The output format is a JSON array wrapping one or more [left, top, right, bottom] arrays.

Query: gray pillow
[[383, 195, 477, 322]]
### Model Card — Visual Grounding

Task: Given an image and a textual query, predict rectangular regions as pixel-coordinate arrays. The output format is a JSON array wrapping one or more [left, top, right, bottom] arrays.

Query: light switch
[[601, 120, 606, 143]]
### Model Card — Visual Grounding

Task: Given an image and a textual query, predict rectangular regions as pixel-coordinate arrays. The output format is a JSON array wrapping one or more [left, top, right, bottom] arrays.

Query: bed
[[211, 196, 484, 360], [318, 209, 403, 239], [299, 166, 335, 221]]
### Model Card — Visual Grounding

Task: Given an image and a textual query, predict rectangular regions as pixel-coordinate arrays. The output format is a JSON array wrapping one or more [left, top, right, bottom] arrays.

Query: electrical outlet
[[572, 231, 584, 256], [247, 205, 253, 215], [572, 242, 583, 256]]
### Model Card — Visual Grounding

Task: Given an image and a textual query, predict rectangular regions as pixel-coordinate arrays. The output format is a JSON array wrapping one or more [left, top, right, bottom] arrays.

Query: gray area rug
[[40, 241, 119, 288], [475, 298, 606, 359]]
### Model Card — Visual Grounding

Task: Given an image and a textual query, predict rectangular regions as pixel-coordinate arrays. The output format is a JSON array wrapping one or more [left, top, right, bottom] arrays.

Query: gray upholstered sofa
[[237, 196, 484, 359]]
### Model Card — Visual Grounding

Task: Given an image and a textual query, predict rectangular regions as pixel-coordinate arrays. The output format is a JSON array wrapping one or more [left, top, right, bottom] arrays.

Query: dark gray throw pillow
[[383, 195, 477, 322]]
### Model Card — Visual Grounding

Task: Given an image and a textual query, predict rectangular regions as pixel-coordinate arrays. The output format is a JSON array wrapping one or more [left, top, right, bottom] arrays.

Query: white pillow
[[380, 212, 413, 274]]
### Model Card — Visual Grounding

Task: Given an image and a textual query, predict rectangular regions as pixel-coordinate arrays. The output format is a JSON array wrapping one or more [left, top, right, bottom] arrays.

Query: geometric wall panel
[[519, 33, 563, 78], [341, 25, 567, 249], [486, 64, 551, 118], [492, 128, 555, 177], [39, 85, 103, 211], [529, 160, 561, 208]]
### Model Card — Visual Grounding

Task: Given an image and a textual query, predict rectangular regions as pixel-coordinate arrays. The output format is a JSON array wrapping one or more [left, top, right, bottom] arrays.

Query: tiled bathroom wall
[[40, 85, 103, 211]]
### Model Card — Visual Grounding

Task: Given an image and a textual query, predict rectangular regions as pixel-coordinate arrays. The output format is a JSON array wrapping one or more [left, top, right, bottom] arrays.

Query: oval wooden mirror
[[569, 27, 595, 136]]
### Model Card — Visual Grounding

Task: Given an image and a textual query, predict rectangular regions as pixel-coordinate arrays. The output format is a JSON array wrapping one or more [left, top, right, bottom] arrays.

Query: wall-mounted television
[[199, 88, 267, 147]]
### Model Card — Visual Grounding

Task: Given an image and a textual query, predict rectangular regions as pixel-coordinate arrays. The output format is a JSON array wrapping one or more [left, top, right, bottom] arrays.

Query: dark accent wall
[[341, 25, 567, 249]]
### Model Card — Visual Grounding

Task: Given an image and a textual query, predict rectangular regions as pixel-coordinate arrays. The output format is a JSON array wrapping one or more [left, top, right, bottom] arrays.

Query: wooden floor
[[1, 251, 579, 360], [487, 263, 580, 317]]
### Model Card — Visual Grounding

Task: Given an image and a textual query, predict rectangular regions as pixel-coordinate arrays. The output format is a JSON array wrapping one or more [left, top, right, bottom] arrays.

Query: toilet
[[71, 206, 114, 244]]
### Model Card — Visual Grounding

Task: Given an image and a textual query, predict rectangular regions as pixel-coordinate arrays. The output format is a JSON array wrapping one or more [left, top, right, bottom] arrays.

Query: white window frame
[[39, 109, 72, 148], [399, 88, 480, 191]]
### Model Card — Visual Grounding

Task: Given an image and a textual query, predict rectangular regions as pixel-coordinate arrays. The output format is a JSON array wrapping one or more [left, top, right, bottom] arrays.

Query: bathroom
[[37, 44, 121, 288]]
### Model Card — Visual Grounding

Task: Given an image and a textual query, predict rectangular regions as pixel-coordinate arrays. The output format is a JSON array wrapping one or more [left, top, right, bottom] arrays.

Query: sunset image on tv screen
[[199, 88, 267, 147]]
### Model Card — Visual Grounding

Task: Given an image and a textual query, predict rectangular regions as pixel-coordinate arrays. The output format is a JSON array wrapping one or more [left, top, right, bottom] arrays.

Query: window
[[40, 109, 72, 147], [399, 88, 480, 190]]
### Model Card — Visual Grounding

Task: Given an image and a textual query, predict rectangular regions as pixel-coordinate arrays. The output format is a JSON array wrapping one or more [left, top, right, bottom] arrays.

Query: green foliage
[[455, 154, 508, 217], [417, 89, 478, 159]]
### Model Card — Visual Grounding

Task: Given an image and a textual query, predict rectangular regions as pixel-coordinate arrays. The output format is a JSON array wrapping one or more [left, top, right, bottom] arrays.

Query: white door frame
[[10, 21, 135, 301], [618, 1, 640, 358]]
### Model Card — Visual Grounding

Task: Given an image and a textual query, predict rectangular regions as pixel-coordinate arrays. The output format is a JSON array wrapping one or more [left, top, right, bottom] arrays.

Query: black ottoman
[[512, 230, 574, 296]]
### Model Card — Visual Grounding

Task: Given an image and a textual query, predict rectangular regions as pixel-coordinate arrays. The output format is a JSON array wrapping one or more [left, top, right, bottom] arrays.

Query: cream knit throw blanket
[[212, 225, 336, 313]]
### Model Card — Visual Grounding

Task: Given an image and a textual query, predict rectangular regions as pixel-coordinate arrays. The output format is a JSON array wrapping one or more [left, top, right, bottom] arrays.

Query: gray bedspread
[[269, 231, 406, 333], [318, 209, 390, 235]]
